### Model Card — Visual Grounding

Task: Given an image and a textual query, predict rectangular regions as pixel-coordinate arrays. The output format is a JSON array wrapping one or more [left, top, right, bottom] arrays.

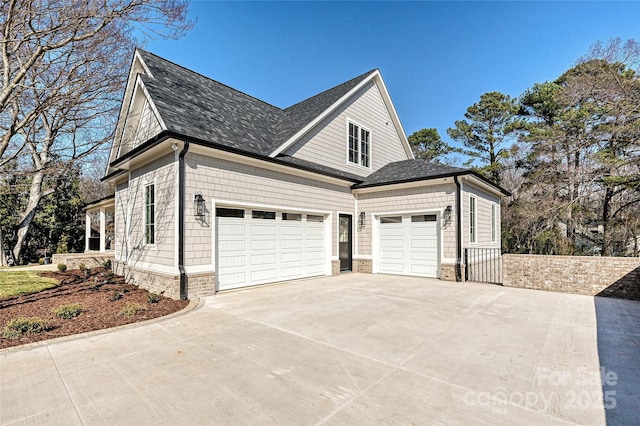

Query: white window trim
[[144, 182, 156, 247], [469, 195, 477, 245], [345, 118, 372, 170], [491, 203, 497, 243]]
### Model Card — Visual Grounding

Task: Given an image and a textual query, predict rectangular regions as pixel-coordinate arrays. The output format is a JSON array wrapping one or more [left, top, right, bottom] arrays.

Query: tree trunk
[[12, 170, 53, 262], [0, 226, 6, 267], [601, 187, 614, 257]]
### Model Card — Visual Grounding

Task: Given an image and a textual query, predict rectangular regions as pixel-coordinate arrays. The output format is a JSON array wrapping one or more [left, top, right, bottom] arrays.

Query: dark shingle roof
[[274, 70, 376, 145], [274, 155, 364, 182], [138, 51, 282, 156], [136, 50, 374, 157], [355, 160, 467, 188]]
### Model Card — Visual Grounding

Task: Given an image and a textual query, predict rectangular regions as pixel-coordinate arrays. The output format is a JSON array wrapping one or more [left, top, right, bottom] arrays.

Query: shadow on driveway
[[595, 296, 640, 425]]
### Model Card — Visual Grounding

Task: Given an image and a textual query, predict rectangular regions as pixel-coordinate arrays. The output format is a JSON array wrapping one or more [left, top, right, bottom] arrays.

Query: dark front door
[[339, 214, 352, 271]]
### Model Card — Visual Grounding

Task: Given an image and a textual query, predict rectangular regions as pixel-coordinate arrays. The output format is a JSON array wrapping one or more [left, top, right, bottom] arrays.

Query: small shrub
[[109, 289, 124, 301], [78, 262, 86, 271], [38, 258, 44, 265], [52, 303, 83, 319], [84, 267, 92, 277], [57, 263, 67, 272], [103, 259, 112, 269], [2, 317, 47, 338], [118, 301, 145, 318], [147, 292, 161, 304]]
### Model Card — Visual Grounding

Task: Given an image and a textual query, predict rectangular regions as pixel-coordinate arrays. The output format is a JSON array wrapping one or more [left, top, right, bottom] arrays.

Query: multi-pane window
[[469, 196, 477, 244], [145, 184, 155, 245], [491, 204, 497, 243], [348, 121, 371, 168]]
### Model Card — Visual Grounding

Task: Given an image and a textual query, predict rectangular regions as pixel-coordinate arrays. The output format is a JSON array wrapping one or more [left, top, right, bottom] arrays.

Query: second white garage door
[[216, 208, 326, 290], [378, 214, 438, 277]]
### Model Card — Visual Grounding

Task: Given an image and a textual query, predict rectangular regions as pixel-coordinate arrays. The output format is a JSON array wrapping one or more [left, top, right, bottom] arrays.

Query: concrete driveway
[[1, 273, 638, 425]]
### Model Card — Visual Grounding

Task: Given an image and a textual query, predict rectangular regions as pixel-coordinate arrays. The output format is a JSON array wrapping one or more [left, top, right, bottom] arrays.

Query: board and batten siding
[[184, 151, 354, 267], [461, 182, 501, 249], [357, 183, 458, 259], [284, 80, 409, 177], [116, 153, 176, 271]]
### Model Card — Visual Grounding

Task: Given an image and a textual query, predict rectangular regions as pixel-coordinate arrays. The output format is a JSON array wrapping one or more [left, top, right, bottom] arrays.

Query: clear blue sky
[[146, 1, 640, 151]]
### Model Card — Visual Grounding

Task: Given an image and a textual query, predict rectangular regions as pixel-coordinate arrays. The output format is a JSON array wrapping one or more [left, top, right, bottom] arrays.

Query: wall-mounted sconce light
[[444, 205, 452, 224], [358, 211, 366, 230], [194, 194, 205, 218]]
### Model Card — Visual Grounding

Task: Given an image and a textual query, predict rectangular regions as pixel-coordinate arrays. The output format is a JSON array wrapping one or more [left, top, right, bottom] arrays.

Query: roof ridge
[[136, 48, 284, 112], [284, 68, 378, 112]]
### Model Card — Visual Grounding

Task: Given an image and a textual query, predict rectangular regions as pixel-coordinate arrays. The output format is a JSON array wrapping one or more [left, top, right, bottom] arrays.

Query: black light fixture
[[194, 194, 205, 218], [444, 205, 453, 223], [358, 211, 366, 230]]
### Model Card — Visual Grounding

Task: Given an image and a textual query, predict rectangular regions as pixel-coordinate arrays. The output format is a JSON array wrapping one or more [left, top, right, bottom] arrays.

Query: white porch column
[[85, 211, 91, 252], [99, 207, 106, 252]]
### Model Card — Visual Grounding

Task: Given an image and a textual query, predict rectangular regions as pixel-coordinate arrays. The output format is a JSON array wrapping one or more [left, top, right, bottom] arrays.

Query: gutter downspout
[[454, 175, 462, 282], [178, 141, 190, 299]]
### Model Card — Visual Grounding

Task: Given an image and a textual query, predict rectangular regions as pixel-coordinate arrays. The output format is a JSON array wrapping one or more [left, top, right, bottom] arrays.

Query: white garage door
[[216, 208, 326, 290], [378, 214, 438, 277]]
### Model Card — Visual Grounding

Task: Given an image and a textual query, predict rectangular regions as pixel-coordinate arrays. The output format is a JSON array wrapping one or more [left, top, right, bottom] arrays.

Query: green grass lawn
[[0, 271, 59, 299]]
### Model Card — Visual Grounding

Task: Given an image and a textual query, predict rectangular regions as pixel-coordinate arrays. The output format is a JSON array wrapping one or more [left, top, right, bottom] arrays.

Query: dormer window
[[348, 120, 371, 168]]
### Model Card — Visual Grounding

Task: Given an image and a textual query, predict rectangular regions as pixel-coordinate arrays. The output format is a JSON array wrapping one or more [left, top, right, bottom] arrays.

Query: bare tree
[[1, 0, 193, 262]]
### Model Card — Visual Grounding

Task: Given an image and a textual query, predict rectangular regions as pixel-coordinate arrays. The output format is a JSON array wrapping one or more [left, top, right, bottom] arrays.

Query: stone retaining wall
[[52, 253, 114, 270], [503, 254, 640, 300]]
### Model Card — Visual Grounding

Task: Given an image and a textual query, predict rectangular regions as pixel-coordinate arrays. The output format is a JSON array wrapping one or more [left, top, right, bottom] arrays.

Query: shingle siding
[[284, 81, 409, 177], [357, 183, 458, 259], [184, 150, 354, 265], [114, 153, 176, 270]]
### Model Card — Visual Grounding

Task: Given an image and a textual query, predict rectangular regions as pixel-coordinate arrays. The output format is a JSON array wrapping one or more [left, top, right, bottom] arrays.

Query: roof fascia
[[352, 175, 456, 194], [137, 78, 167, 131], [134, 49, 154, 78], [106, 51, 152, 175], [353, 169, 509, 197], [371, 72, 414, 159], [110, 130, 361, 186], [268, 71, 378, 157], [84, 194, 115, 211], [101, 168, 127, 183], [462, 174, 511, 197], [189, 144, 356, 187]]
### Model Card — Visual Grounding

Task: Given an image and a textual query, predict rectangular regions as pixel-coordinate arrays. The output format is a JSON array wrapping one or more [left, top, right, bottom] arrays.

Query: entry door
[[339, 214, 352, 271]]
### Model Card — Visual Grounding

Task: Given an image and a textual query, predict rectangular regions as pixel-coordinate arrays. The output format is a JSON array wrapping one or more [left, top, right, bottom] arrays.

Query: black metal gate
[[464, 248, 502, 284]]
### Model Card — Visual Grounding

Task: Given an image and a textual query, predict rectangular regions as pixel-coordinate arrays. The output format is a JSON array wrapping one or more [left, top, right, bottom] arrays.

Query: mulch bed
[[0, 267, 189, 349]]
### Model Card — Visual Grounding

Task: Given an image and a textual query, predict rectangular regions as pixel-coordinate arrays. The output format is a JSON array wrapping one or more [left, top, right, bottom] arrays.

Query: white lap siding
[[461, 181, 501, 250]]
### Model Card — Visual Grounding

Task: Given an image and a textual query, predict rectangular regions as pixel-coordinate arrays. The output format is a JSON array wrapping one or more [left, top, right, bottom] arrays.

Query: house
[[88, 49, 508, 299]]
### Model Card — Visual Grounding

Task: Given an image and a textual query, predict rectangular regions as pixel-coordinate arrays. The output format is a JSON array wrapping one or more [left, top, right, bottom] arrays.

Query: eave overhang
[[107, 130, 363, 187]]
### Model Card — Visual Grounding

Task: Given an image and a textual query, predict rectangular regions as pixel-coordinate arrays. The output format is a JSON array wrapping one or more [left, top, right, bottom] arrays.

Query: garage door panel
[[378, 214, 438, 278], [250, 239, 277, 250], [218, 255, 246, 268], [380, 250, 403, 260], [411, 264, 437, 275], [218, 272, 247, 288], [281, 239, 304, 250], [281, 252, 304, 262], [250, 269, 278, 282], [280, 225, 303, 236], [217, 210, 327, 290], [379, 262, 404, 273], [411, 238, 436, 249]]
